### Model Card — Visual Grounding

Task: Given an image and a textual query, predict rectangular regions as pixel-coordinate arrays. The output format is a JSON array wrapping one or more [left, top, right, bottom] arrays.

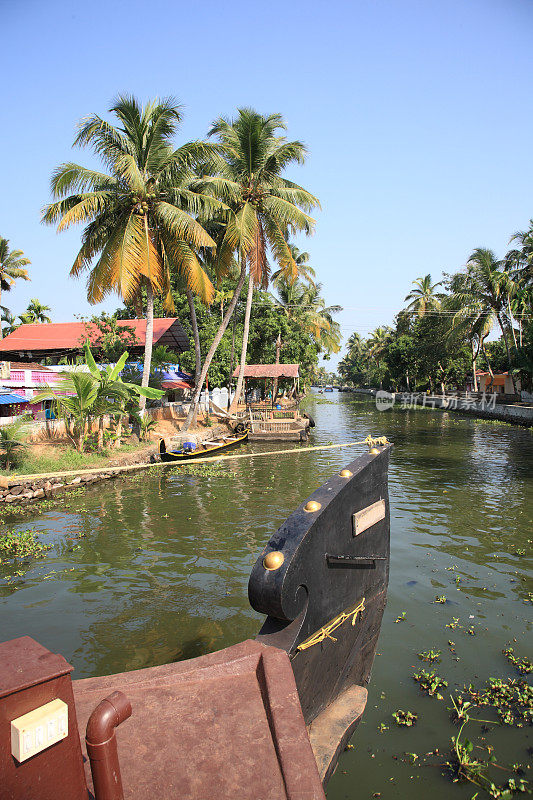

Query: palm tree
[[367, 327, 392, 387], [465, 249, 515, 376], [0, 419, 30, 470], [445, 281, 493, 392], [269, 250, 319, 398], [19, 298, 52, 324], [42, 95, 221, 412], [301, 282, 342, 354], [183, 109, 318, 422], [404, 274, 442, 317], [0, 237, 31, 338], [1, 310, 19, 337], [271, 245, 316, 286]]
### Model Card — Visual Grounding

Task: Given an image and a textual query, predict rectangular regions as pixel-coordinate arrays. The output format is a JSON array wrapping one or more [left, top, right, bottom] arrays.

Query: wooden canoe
[[159, 430, 249, 462]]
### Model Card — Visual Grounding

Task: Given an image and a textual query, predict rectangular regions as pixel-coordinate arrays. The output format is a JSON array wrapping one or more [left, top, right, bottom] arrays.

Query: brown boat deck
[[73, 640, 326, 800]]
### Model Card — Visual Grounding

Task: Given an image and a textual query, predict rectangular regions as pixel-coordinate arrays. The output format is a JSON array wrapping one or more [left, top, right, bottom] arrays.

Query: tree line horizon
[[339, 228, 533, 395]]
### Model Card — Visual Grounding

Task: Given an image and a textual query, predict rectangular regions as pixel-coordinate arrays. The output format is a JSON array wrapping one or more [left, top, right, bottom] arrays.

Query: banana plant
[[83, 343, 164, 449], [33, 344, 164, 451]]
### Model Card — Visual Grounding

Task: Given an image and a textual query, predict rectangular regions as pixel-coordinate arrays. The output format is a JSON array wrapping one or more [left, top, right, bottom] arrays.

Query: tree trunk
[[139, 281, 154, 414], [182, 257, 247, 432], [471, 340, 478, 392], [114, 414, 123, 449], [272, 332, 282, 401], [496, 313, 517, 393], [98, 416, 105, 451], [228, 271, 254, 415], [227, 305, 237, 395], [507, 297, 518, 351], [186, 288, 202, 388], [481, 338, 494, 379]]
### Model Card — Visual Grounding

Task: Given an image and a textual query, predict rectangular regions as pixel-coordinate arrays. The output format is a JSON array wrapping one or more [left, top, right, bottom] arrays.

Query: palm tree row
[[340, 222, 533, 393], [43, 96, 325, 428]]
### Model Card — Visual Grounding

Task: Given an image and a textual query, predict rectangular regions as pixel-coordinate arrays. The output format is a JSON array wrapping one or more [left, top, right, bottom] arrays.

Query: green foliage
[[19, 298, 51, 324], [139, 416, 157, 441], [0, 420, 30, 470], [413, 669, 448, 699], [417, 648, 441, 663], [502, 647, 532, 676], [80, 312, 137, 362], [0, 529, 51, 564], [0, 237, 31, 322], [340, 219, 533, 392], [392, 709, 417, 726], [32, 344, 163, 451]]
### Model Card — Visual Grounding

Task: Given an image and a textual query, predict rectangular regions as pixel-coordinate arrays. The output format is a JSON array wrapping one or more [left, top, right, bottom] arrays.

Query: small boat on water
[[324, 385, 334, 392], [159, 430, 249, 462]]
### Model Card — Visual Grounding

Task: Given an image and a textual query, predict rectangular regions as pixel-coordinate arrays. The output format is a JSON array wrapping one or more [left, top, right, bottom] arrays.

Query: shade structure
[[0, 319, 190, 361], [231, 364, 299, 379], [0, 393, 29, 405]]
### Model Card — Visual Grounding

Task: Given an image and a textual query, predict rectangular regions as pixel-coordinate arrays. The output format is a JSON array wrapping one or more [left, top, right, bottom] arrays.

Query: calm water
[[1, 393, 532, 798]]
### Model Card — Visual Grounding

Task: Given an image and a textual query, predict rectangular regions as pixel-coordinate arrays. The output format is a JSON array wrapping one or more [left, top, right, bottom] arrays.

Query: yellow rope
[[296, 597, 366, 651], [12, 437, 390, 483], [363, 435, 389, 449]]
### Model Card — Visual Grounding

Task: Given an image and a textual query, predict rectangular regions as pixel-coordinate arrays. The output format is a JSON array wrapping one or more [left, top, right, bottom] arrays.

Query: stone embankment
[[0, 471, 122, 506]]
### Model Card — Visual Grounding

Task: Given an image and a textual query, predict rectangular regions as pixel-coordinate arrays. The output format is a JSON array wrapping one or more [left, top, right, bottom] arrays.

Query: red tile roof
[[0, 319, 189, 358], [231, 364, 299, 379], [2, 362, 53, 371]]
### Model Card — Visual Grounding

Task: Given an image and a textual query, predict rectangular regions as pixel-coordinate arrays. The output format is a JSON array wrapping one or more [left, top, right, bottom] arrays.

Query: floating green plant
[[502, 647, 532, 676], [413, 669, 448, 699], [0, 529, 52, 564], [394, 611, 406, 623], [392, 709, 417, 727], [417, 648, 441, 663]]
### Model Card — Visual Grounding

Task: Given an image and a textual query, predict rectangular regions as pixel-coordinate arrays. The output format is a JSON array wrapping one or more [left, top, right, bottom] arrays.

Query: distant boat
[[159, 430, 248, 462], [324, 385, 334, 392]]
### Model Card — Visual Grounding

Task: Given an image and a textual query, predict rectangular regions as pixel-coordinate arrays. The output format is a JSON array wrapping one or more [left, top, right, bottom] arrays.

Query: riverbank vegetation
[[339, 221, 533, 394]]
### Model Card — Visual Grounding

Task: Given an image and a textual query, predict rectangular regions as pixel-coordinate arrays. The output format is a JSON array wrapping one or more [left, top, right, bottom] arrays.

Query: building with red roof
[[0, 319, 189, 362]]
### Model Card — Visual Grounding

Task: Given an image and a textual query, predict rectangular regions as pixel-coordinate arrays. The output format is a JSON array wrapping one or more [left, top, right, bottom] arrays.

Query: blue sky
[[2, 0, 532, 367]]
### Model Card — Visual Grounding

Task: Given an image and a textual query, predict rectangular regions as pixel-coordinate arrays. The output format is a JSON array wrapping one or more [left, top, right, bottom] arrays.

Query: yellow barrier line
[[11, 439, 388, 484]]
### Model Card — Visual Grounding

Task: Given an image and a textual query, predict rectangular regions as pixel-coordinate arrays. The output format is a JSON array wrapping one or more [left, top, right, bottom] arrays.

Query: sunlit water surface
[[1, 393, 531, 799]]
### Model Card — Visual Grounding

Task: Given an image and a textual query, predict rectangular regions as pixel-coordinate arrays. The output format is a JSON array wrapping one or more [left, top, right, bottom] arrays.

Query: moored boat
[[159, 430, 248, 461]]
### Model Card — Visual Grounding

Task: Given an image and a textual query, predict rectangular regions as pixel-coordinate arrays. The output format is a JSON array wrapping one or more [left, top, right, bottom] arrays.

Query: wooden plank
[[352, 499, 385, 536]]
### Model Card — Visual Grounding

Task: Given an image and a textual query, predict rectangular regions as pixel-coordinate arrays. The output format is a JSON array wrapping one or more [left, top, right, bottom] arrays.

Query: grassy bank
[[1, 441, 154, 478]]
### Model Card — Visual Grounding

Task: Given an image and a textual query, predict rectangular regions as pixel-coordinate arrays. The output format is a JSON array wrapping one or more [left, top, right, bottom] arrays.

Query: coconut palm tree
[[465, 249, 515, 373], [301, 282, 342, 354], [19, 298, 52, 324], [42, 95, 221, 411], [271, 245, 316, 286], [445, 280, 493, 391], [182, 109, 318, 423], [0, 419, 30, 470], [0, 237, 30, 338], [404, 274, 442, 317], [1, 310, 18, 337]]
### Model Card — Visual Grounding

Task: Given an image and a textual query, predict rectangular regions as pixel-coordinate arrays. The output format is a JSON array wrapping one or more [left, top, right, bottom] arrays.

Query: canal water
[[1, 393, 531, 799]]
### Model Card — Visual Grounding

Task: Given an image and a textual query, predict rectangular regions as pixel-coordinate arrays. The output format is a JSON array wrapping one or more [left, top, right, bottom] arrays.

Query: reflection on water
[[1, 393, 531, 799]]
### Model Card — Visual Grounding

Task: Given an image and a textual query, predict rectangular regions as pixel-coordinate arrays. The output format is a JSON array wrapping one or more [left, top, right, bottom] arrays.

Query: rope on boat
[[12, 436, 390, 483], [172, 435, 390, 467], [296, 597, 366, 651]]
